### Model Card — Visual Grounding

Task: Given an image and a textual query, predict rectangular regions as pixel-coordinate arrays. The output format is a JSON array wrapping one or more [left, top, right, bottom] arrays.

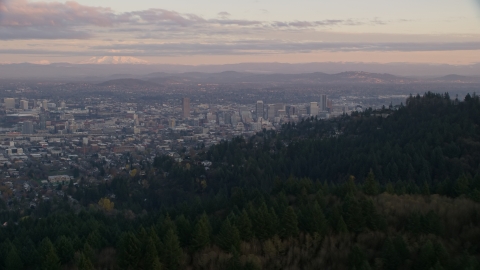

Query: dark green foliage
[[144, 237, 163, 270], [191, 213, 211, 251], [349, 245, 366, 270], [163, 229, 183, 270], [310, 201, 327, 235], [5, 247, 23, 270], [0, 93, 480, 270], [337, 216, 349, 234], [363, 169, 379, 196], [77, 252, 94, 270], [83, 243, 95, 263], [280, 206, 299, 238], [236, 209, 253, 241], [216, 218, 241, 251], [38, 238, 61, 270], [55, 235, 74, 265], [117, 232, 141, 270], [382, 238, 400, 270]]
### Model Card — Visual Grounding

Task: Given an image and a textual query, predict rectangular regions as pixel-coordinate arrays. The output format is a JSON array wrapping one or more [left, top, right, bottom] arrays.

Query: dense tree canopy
[[0, 92, 480, 269]]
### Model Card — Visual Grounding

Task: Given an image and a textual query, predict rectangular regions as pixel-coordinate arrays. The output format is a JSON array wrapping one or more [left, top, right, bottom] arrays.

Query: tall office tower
[[286, 105, 296, 116], [60, 101, 66, 109], [256, 100, 264, 121], [22, 121, 34, 134], [42, 100, 48, 111], [20, 100, 29, 110], [309, 102, 319, 116], [4, 98, 15, 109], [267, 104, 276, 120], [182, 97, 190, 119], [320, 94, 328, 112], [231, 114, 239, 126], [39, 114, 47, 130], [225, 113, 232, 125]]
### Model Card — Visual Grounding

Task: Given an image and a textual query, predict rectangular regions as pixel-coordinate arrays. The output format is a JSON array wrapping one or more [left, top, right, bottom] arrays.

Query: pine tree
[[337, 216, 349, 234], [163, 229, 183, 270], [144, 237, 163, 270], [19, 238, 38, 268], [363, 169, 379, 196], [361, 198, 379, 231], [55, 235, 74, 265], [175, 215, 192, 247], [159, 214, 178, 236], [150, 226, 164, 255], [343, 195, 365, 233], [311, 201, 327, 235], [77, 252, 94, 270], [252, 203, 270, 240], [5, 247, 23, 270], [191, 213, 211, 251], [83, 243, 95, 263], [117, 232, 141, 270], [281, 206, 299, 238], [267, 207, 280, 238], [38, 238, 61, 270], [236, 209, 253, 241], [382, 237, 400, 270], [86, 230, 103, 250], [217, 218, 241, 251]]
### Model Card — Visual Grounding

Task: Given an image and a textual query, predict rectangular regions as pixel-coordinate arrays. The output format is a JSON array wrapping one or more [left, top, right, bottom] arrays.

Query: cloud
[[218, 11, 231, 18], [0, 27, 91, 40], [0, 0, 115, 27], [0, 0, 391, 40], [0, 0, 6, 20]]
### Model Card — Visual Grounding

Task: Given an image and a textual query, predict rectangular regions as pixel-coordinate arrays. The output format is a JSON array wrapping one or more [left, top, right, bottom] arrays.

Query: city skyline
[[0, 0, 479, 65]]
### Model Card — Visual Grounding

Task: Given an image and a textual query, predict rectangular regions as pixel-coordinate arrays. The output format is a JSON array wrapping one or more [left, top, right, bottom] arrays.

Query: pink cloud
[[0, 0, 115, 27]]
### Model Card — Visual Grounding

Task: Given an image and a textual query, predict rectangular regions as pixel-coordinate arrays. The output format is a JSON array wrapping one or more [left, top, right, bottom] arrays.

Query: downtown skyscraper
[[182, 97, 190, 119]]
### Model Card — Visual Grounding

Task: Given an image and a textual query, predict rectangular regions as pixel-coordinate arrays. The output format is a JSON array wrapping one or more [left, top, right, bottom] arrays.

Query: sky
[[0, 0, 479, 65]]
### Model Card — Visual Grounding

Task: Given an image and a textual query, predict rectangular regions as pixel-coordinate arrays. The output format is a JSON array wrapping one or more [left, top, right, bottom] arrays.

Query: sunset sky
[[0, 0, 479, 65]]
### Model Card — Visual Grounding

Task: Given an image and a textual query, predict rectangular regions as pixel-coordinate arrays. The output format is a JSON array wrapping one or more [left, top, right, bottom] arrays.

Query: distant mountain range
[[93, 71, 480, 87], [0, 62, 479, 81]]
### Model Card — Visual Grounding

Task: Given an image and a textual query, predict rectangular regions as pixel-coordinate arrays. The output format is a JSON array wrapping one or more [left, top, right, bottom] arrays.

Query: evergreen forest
[[1, 92, 480, 270]]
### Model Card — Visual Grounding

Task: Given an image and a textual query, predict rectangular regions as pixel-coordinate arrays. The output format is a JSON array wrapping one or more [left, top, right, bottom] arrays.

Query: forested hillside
[[1, 92, 480, 270]]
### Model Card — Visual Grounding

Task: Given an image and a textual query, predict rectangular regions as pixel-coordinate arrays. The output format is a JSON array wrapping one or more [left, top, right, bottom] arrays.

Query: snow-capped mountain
[[80, 56, 149, 64]]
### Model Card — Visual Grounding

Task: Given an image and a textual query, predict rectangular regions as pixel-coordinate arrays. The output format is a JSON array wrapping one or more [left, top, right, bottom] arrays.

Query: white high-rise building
[[320, 94, 328, 112], [4, 98, 15, 109], [20, 100, 29, 110], [309, 102, 319, 116]]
